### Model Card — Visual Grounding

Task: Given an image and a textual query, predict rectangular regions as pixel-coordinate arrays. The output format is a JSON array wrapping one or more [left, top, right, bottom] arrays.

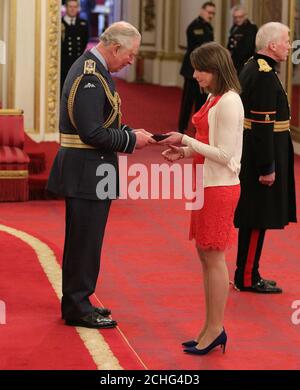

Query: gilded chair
[[0, 109, 29, 201]]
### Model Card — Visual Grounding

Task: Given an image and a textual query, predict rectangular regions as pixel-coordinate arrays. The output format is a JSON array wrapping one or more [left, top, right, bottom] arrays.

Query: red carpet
[[0, 230, 97, 370], [0, 152, 299, 369], [116, 79, 183, 133]]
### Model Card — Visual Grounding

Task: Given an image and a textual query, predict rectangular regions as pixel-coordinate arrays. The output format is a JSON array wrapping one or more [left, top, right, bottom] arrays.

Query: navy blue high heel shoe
[[182, 340, 198, 348], [184, 329, 227, 355]]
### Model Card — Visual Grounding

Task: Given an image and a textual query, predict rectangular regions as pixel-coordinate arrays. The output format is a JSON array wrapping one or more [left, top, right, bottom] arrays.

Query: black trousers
[[178, 77, 207, 133], [61, 197, 111, 320], [234, 228, 266, 288]]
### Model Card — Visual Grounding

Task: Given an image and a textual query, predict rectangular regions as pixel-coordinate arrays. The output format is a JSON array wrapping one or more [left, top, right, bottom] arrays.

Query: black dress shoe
[[93, 307, 111, 317], [260, 278, 277, 286], [235, 279, 282, 294], [62, 306, 111, 320], [65, 311, 117, 328]]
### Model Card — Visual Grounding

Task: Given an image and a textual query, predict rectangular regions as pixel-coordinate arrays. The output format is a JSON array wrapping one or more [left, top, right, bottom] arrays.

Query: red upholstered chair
[[0, 109, 29, 201]]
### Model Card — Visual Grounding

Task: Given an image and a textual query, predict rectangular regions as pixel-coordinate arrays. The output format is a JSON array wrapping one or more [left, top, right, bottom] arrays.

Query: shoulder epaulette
[[257, 59, 272, 73], [84, 59, 96, 75]]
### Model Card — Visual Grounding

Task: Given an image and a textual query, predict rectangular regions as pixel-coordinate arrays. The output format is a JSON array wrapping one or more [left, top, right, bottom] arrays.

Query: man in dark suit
[[227, 5, 258, 74], [48, 21, 153, 328], [61, 0, 89, 91], [234, 22, 297, 293], [178, 1, 216, 133]]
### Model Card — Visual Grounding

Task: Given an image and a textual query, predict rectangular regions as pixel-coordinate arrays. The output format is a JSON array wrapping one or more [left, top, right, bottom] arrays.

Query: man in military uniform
[[227, 5, 258, 74], [48, 21, 153, 328], [178, 1, 216, 133], [61, 0, 89, 91], [234, 22, 297, 293]]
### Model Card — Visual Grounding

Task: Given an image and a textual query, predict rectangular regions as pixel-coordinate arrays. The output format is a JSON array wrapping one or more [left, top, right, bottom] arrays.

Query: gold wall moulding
[[45, 0, 60, 133]]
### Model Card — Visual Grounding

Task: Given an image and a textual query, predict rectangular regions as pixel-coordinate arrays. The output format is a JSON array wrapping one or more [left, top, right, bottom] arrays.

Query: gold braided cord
[[68, 72, 121, 130], [68, 75, 84, 129], [94, 71, 121, 128]]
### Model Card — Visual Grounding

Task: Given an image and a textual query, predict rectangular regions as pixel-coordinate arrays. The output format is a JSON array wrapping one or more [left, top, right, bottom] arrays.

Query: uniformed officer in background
[[178, 1, 216, 134], [61, 0, 89, 91], [227, 5, 258, 74], [48, 21, 154, 328], [234, 22, 297, 293]]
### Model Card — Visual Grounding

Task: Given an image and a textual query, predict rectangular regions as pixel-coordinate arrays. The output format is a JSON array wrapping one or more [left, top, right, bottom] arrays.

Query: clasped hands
[[134, 130, 185, 161]]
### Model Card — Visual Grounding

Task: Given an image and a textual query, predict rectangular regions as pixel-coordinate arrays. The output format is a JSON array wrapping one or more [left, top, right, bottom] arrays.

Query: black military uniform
[[47, 50, 137, 326], [61, 16, 89, 91], [234, 54, 297, 293], [178, 16, 214, 133], [227, 19, 258, 74]]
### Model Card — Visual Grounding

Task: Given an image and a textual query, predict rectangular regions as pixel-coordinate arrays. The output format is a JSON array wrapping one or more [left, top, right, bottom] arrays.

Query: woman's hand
[[158, 132, 184, 145], [162, 145, 185, 162]]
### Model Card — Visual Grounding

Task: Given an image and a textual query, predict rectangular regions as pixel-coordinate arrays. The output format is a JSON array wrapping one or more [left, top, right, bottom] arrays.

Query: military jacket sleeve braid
[[73, 74, 136, 153], [249, 71, 276, 175]]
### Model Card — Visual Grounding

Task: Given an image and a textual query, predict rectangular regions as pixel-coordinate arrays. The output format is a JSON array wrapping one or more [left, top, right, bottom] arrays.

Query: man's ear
[[269, 42, 277, 52], [112, 43, 121, 56]]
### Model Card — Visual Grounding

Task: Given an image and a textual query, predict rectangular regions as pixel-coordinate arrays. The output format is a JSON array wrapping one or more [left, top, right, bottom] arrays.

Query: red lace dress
[[189, 95, 240, 251]]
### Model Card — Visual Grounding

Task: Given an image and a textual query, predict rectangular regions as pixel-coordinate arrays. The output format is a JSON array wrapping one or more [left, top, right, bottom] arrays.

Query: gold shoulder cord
[[68, 75, 84, 129], [68, 59, 121, 130]]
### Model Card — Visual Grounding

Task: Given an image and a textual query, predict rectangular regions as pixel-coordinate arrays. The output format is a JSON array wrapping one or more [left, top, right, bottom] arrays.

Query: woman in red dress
[[161, 43, 244, 355]]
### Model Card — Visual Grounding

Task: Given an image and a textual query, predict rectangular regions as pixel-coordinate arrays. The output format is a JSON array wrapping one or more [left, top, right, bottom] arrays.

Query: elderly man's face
[[233, 10, 247, 26], [110, 38, 141, 72], [272, 30, 291, 62]]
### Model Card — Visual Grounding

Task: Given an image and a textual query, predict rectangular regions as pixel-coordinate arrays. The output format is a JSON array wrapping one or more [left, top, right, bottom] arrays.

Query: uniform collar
[[63, 15, 77, 26], [254, 53, 278, 69], [90, 47, 108, 70]]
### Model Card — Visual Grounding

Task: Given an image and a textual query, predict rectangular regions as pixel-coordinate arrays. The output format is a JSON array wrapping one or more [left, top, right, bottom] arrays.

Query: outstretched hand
[[162, 145, 185, 162], [157, 132, 184, 145], [135, 130, 156, 149]]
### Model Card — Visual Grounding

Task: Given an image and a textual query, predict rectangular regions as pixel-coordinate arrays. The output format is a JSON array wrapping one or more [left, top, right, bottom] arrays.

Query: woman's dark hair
[[190, 42, 241, 95]]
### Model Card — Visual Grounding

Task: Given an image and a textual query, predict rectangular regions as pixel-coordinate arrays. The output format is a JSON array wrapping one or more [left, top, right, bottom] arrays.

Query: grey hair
[[256, 22, 290, 51], [231, 4, 247, 15], [100, 21, 141, 48]]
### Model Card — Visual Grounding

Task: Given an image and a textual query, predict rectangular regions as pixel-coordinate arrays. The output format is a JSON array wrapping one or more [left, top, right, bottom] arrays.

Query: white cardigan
[[182, 90, 244, 188]]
